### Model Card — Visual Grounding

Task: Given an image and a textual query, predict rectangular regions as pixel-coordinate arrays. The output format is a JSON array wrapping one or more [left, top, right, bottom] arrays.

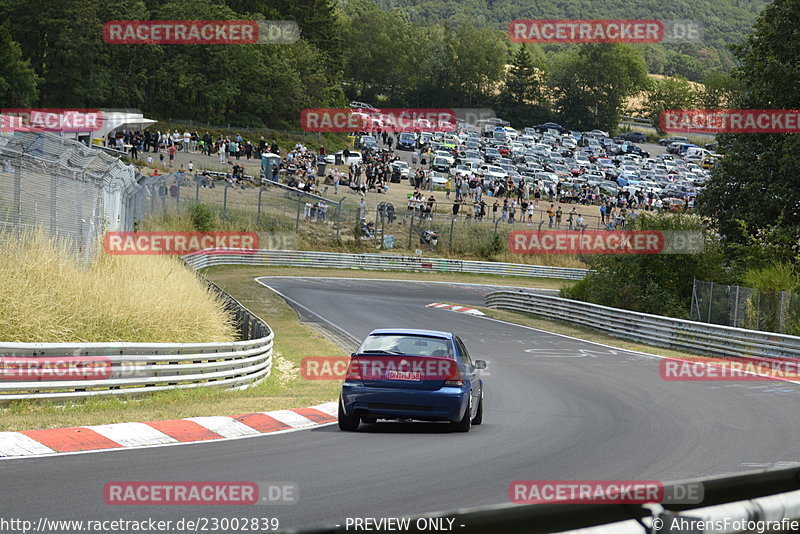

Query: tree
[[4, 0, 110, 106], [699, 71, 743, 109], [499, 44, 550, 126], [503, 44, 546, 106], [0, 24, 39, 106], [448, 24, 507, 106], [550, 44, 650, 132], [698, 0, 800, 264], [639, 75, 701, 132]]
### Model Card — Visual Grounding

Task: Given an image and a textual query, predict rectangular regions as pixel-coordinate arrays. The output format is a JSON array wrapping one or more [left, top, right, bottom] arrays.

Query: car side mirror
[[350, 353, 357, 358], [474, 360, 487, 370]]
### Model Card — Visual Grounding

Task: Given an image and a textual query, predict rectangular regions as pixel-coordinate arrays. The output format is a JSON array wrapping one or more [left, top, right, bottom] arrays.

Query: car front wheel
[[338, 397, 360, 431]]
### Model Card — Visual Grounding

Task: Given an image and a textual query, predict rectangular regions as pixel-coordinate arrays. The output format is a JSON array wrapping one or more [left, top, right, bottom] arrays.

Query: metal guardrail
[[182, 249, 591, 280], [0, 266, 273, 402], [485, 292, 800, 360], [290, 466, 800, 534]]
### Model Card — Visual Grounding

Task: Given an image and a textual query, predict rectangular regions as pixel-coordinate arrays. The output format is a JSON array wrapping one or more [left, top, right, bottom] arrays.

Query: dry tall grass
[[0, 230, 237, 343]]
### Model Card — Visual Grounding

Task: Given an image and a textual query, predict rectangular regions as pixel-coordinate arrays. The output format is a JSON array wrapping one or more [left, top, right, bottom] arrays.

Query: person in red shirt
[[168, 144, 176, 167]]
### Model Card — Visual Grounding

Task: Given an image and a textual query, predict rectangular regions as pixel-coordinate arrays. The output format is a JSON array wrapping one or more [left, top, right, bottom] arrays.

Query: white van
[[684, 147, 710, 159]]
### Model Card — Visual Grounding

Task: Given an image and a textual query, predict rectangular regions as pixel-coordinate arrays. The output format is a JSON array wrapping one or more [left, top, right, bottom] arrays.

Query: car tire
[[451, 396, 472, 433], [472, 392, 483, 425], [361, 417, 377, 424], [338, 397, 360, 431]]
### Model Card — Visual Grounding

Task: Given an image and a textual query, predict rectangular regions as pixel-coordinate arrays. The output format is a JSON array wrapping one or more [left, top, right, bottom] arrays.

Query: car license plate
[[387, 370, 421, 381]]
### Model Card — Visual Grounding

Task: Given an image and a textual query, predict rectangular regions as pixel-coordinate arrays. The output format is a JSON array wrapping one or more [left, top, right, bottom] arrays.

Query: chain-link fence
[[690, 279, 800, 335], [0, 130, 140, 259]]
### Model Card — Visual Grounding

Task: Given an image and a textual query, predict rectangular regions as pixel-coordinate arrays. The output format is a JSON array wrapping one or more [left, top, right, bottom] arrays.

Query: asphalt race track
[[3, 277, 800, 532]]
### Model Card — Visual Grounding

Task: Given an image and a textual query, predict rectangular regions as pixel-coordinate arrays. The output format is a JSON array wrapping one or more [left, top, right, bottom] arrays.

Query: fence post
[[175, 176, 180, 213], [223, 183, 231, 220], [257, 187, 266, 225], [195, 177, 200, 203], [336, 198, 343, 241], [50, 171, 58, 235], [13, 165, 21, 227], [449, 217, 455, 252], [733, 285, 740, 327], [373, 207, 381, 247], [408, 214, 415, 249], [295, 195, 302, 231], [707, 282, 713, 323], [780, 291, 787, 334]]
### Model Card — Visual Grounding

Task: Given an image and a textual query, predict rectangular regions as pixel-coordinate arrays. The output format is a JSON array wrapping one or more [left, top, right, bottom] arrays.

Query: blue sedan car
[[338, 329, 485, 432]]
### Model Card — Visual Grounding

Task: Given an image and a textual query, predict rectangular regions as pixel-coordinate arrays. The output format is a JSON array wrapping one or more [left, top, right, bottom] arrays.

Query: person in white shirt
[[183, 131, 191, 152]]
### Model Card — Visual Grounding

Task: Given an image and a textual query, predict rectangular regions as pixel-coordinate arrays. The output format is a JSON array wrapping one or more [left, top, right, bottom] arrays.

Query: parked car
[[431, 156, 451, 172], [617, 131, 647, 143], [396, 132, 417, 150], [390, 161, 410, 178], [659, 135, 689, 146], [338, 329, 485, 432]]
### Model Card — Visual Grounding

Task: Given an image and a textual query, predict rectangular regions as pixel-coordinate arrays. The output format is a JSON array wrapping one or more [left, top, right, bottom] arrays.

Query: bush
[[560, 213, 730, 317], [189, 203, 217, 232]]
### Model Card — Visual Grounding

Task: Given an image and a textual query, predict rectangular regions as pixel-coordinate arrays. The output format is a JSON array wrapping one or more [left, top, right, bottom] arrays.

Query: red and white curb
[[0, 402, 337, 459], [426, 303, 485, 316]]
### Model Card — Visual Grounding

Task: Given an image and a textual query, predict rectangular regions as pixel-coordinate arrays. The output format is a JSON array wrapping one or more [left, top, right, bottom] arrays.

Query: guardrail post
[[223, 183, 232, 220], [257, 187, 266, 225]]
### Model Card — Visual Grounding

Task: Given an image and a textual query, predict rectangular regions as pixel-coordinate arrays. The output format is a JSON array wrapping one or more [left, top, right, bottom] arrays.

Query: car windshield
[[359, 334, 453, 357]]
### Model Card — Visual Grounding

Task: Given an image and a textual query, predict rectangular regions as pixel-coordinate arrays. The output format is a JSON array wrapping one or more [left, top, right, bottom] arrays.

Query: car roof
[[368, 328, 454, 340]]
